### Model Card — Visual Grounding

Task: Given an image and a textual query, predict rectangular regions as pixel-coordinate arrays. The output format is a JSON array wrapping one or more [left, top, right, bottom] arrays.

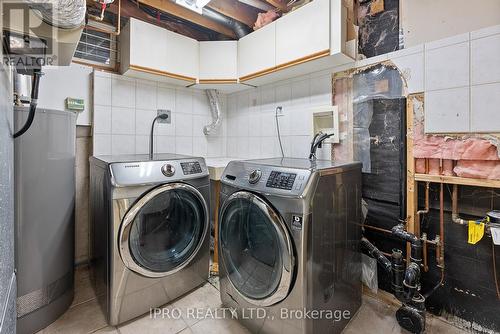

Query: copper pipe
[[422, 233, 429, 272], [452, 184, 468, 225], [438, 183, 445, 268], [492, 242, 500, 300], [362, 224, 392, 235], [417, 181, 430, 221], [88, 0, 121, 36]]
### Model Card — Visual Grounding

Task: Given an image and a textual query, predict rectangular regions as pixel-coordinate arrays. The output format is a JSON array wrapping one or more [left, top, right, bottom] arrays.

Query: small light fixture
[[175, 0, 211, 14]]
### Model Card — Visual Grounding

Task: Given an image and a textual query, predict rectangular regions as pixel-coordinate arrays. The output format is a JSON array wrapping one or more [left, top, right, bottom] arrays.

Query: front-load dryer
[[218, 158, 362, 334], [89, 154, 210, 325]]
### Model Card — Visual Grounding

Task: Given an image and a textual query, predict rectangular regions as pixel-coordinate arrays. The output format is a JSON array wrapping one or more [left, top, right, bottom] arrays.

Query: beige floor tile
[[43, 299, 107, 334], [72, 265, 96, 307], [118, 307, 188, 334], [173, 283, 222, 326], [427, 316, 469, 334], [207, 275, 220, 291], [90, 326, 119, 333], [190, 318, 251, 334]]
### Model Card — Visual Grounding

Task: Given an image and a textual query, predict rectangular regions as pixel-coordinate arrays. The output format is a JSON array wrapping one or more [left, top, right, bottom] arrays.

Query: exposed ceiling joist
[[263, 0, 288, 12], [206, 0, 260, 28], [96, 0, 215, 40], [137, 0, 236, 38]]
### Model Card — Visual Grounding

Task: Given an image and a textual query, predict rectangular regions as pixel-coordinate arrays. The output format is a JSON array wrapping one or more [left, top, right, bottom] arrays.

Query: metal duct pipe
[[27, 0, 86, 29], [204, 89, 222, 136], [202, 7, 251, 38]]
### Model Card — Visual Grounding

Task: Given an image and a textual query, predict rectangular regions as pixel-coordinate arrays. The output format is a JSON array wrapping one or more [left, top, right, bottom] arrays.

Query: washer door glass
[[219, 191, 294, 306], [120, 183, 207, 277]]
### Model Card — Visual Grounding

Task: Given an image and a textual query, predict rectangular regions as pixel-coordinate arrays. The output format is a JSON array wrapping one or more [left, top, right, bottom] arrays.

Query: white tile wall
[[424, 87, 470, 133], [418, 24, 500, 133], [470, 83, 500, 133], [226, 70, 334, 159], [92, 72, 225, 157], [91, 23, 500, 161]]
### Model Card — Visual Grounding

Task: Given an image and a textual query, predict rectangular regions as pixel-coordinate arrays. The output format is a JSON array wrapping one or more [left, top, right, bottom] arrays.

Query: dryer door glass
[[219, 191, 294, 306], [120, 183, 208, 277]]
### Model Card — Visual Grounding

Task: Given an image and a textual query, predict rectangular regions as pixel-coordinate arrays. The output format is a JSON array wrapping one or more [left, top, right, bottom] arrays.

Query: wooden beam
[[415, 174, 500, 189], [206, 0, 260, 28], [91, 1, 211, 40], [263, 0, 288, 12], [137, 0, 236, 38]]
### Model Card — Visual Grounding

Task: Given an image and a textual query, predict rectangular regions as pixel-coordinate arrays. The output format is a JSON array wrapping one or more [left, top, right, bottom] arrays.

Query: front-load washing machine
[[218, 158, 362, 334], [89, 154, 210, 325]]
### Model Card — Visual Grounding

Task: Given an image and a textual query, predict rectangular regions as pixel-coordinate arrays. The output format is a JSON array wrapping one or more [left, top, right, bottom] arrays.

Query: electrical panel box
[[312, 105, 340, 144]]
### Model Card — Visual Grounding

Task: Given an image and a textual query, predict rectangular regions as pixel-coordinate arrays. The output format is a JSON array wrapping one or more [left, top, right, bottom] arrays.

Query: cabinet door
[[275, 0, 330, 66], [165, 30, 199, 79], [129, 18, 168, 72], [238, 22, 276, 79], [199, 41, 238, 80]]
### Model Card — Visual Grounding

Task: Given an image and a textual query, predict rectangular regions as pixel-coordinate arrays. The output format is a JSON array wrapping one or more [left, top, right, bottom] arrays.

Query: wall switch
[[157, 109, 171, 124]]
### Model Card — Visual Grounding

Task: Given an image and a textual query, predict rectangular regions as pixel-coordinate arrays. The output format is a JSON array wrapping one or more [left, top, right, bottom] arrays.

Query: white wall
[[401, 0, 500, 48], [38, 63, 93, 126], [92, 71, 225, 157], [226, 69, 335, 160]]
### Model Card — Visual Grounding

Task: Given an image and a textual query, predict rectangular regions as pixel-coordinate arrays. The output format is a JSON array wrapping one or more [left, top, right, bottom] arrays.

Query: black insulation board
[[358, 0, 400, 58], [358, 98, 406, 208]]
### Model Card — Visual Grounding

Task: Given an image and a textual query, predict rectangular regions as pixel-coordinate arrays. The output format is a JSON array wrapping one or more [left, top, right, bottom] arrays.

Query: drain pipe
[[202, 7, 251, 38], [204, 89, 222, 136]]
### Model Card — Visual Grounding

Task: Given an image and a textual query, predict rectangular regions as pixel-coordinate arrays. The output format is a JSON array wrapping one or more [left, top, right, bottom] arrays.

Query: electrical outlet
[[276, 106, 284, 116], [157, 109, 171, 124]]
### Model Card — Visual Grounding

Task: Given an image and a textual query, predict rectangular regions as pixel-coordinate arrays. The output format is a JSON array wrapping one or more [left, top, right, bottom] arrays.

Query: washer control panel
[[181, 161, 203, 175], [221, 161, 311, 196], [266, 171, 297, 190], [248, 169, 262, 184]]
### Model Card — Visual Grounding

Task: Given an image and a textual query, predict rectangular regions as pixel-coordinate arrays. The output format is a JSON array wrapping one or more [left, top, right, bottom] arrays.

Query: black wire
[[275, 106, 284, 158], [14, 71, 42, 138]]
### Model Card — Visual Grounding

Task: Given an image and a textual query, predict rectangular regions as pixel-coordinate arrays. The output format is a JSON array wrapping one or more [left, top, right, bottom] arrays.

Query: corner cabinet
[[239, 0, 355, 86], [238, 22, 277, 80], [120, 18, 199, 85]]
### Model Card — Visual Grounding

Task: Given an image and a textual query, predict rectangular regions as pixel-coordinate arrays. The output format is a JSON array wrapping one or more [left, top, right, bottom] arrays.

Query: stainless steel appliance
[[89, 154, 211, 326], [14, 107, 77, 334], [0, 63, 16, 334], [218, 158, 362, 334]]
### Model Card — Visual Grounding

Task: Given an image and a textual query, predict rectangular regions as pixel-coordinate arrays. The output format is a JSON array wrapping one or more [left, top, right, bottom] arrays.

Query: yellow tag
[[468, 221, 485, 244]]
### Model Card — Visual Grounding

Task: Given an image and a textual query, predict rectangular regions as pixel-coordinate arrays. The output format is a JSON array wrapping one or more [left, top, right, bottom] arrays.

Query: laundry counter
[[205, 157, 238, 181]]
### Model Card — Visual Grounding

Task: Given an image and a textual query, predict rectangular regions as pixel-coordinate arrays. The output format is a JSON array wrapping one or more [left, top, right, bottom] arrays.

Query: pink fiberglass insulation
[[413, 123, 500, 160], [454, 161, 500, 180], [412, 117, 500, 179]]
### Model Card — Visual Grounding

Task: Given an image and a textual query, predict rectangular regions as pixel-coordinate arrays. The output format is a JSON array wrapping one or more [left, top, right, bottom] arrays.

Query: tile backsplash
[[92, 72, 225, 157], [226, 70, 334, 160]]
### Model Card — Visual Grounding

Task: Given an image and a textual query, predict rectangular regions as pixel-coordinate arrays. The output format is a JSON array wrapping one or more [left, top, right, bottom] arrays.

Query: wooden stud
[[406, 94, 420, 262]]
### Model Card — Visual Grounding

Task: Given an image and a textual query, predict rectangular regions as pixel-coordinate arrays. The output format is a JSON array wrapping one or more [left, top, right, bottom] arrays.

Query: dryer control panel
[[221, 161, 311, 197], [266, 171, 297, 190]]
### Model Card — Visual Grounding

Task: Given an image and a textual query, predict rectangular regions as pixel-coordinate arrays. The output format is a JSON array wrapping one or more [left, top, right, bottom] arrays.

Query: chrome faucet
[[149, 113, 169, 160], [309, 131, 334, 160]]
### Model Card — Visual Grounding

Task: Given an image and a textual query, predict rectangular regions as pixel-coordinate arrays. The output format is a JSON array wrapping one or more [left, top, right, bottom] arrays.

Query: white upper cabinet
[[165, 29, 199, 79], [199, 41, 238, 81], [121, 18, 198, 85], [128, 18, 168, 73], [275, 0, 330, 66], [238, 22, 276, 79]]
